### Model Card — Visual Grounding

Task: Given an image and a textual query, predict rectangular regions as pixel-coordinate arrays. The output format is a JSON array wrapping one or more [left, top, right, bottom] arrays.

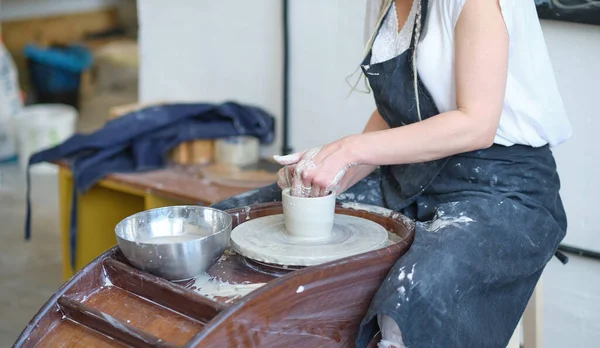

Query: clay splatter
[[424, 210, 474, 233], [407, 264, 416, 282], [188, 251, 265, 303], [337, 192, 356, 201], [398, 268, 406, 281], [189, 274, 265, 303]]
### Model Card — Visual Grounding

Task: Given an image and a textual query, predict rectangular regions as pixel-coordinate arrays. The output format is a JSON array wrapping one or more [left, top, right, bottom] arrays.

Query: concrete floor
[[0, 89, 136, 346], [0, 165, 63, 346]]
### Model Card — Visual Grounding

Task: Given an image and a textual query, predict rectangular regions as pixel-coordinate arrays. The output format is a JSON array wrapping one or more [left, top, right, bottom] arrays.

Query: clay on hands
[[274, 147, 355, 198], [274, 148, 319, 197]]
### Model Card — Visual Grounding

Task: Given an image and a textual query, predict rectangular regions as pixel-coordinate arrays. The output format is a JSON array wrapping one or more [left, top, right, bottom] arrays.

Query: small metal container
[[115, 206, 232, 281]]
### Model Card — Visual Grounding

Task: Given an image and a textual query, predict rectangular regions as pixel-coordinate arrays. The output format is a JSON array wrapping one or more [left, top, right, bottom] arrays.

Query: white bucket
[[0, 117, 17, 161], [16, 104, 77, 174]]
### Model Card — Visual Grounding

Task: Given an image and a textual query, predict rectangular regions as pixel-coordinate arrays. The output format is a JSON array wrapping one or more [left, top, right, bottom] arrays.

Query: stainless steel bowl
[[115, 206, 232, 281]]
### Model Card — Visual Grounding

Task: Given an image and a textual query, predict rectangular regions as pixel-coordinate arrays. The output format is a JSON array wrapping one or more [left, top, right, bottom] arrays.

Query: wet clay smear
[[189, 274, 265, 303], [188, 251, 266, 303]]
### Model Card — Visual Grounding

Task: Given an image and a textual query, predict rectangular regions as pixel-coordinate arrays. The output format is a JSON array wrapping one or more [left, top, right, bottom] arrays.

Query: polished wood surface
[[83, 287, 203, 346], [36, 320, 126, 348], [57, 160, 246, 204], [16, 203, 415, 347]]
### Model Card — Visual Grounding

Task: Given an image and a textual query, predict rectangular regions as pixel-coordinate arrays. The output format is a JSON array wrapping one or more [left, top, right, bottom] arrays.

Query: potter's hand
[[274, 138, 359, 198], [275, 159, 374, 198], [275, 157, 298, 192]]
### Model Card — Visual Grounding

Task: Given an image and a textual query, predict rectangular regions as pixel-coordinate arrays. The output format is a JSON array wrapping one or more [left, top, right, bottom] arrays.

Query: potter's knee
[[408, 256, 463, 293], [377, 315, 406, 348]]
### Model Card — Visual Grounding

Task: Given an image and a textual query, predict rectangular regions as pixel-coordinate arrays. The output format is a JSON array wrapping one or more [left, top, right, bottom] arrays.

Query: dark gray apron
[[354, 1, 567, 347], [213, 1, 568, 346]]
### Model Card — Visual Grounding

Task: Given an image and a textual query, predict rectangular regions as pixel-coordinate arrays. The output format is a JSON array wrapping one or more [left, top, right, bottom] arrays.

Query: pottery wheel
[[230, 214, 389, 267]]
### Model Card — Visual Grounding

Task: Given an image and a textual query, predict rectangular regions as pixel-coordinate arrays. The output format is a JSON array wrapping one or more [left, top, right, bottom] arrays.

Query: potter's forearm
[[337, 164, 377, 193], [350, 110, 389, 180], [347, 110, 389, 179], [350, 109, 497, 166], [336, 110, 388, 192], [363, 109, 390, 133]]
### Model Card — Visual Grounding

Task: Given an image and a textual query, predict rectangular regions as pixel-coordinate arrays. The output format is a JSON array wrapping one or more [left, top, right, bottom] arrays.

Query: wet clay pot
[[282, 188, 336, 240]]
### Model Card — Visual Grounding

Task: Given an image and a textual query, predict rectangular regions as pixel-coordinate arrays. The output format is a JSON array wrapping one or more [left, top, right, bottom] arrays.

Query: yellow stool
[[507, 278, 543, 348]]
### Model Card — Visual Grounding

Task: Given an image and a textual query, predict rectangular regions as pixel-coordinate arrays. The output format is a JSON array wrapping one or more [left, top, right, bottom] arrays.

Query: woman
[[214, 0, 571, 347]]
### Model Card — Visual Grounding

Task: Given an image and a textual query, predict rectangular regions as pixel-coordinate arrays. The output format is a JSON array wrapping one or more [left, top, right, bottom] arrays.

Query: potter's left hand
[[274, 137, 359, 198]]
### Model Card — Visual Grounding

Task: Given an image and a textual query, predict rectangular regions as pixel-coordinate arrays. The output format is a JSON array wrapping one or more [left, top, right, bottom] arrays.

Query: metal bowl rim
[[114, 205, 232, 243]]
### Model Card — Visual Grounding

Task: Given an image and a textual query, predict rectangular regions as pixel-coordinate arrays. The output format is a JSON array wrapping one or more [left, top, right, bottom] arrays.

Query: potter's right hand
[[274, 148, 376, 198], [274, 152, 303, 194], [276, 164, 294, 191], [276, 160, 376, 199], [274, 148, 330, 197]]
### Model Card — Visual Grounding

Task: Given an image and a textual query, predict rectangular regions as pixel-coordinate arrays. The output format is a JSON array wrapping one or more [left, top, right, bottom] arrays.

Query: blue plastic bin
[[24, 44, 93, 108]]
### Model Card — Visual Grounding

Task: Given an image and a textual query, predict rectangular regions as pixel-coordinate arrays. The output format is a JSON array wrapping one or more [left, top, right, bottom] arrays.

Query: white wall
[[138, 0, 283, 156], [138, 3, 598, 346], [0, 0, 118, 21], [539, 20, 600, 348], [542, 20, 600, 254], [288, 0, 375, 152], [544, 255, 600, 348]]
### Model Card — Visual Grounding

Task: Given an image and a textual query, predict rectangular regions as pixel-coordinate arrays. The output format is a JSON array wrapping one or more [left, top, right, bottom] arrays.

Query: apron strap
[[409, 0, 431, 48]]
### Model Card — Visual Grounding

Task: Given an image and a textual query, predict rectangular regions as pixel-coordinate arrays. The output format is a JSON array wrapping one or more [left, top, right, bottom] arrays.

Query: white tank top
[[364, 0, 571, 148], [370, 1, 419, 65]]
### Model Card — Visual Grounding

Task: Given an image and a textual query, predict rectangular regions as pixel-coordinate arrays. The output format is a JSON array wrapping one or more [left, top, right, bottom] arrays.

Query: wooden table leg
[[59, 167, 74, 281], [58, 166, 196, 281], [58, 167, 144, 280], [523, 278, 543, 348]]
